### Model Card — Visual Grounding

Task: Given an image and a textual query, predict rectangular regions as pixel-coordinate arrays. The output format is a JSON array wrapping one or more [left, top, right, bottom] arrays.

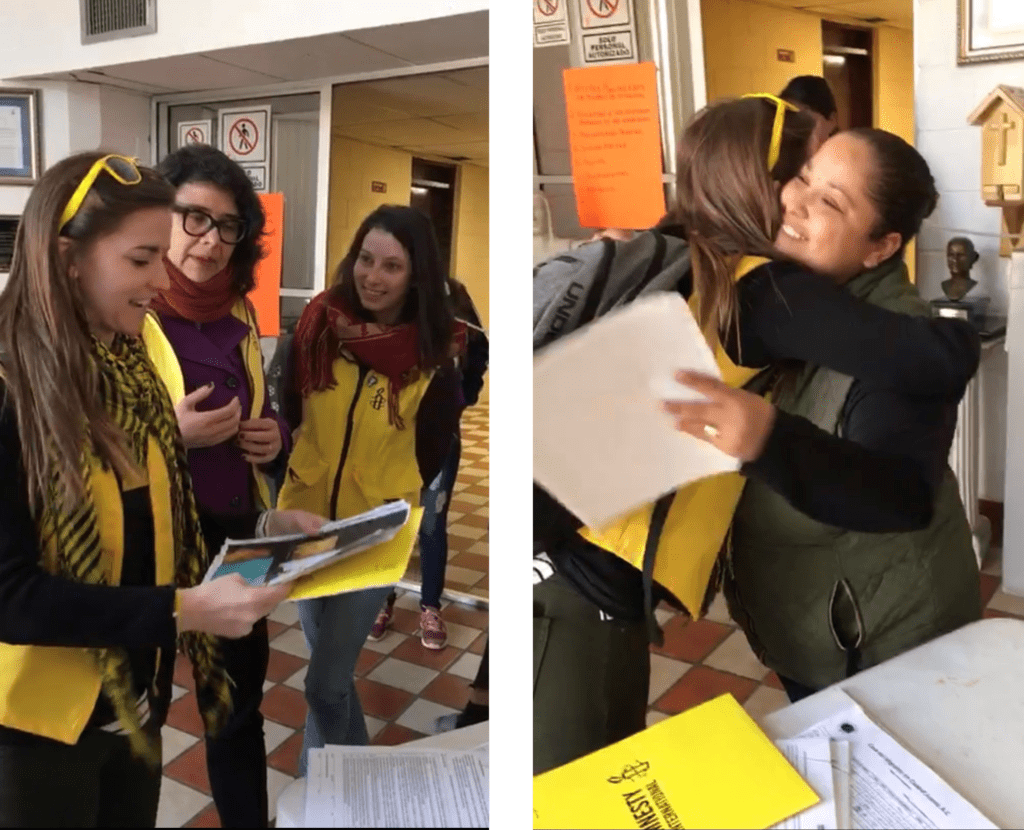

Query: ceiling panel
[[809, 0, 912, 27], [95, 54, 284, 91], [344, 11, 488, 64], [206, 33, 406, 81], [334, 118, 469, 146], [361, 75, 488, 118]]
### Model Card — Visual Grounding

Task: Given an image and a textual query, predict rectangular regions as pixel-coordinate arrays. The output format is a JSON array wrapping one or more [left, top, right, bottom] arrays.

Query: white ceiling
[[756, 0, 913, 29], [332, 69, 489, 167], [23, 11, 488, 94]]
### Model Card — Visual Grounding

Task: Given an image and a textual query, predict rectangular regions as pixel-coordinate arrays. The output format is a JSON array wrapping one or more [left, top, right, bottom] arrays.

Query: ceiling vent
[[80, 0, 156, 45], [862, 17, 886, 23]]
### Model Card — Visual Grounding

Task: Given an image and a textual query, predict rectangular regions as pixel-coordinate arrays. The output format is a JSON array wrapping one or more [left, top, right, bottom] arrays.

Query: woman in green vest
[[0, 151, 321, 827], [666, 129, 981, 702]]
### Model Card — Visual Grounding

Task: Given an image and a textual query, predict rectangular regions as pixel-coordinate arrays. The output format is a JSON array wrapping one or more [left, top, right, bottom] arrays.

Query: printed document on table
[[792, 691, 997, 829], [533, 292, 740, 529], [771, 738, 840, 829], [304, 746, 488, 828]]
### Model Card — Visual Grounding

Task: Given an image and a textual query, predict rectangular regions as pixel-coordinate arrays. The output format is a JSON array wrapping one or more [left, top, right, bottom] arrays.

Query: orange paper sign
[[251, 192, 283, 337], [563, 61, 666, 230]]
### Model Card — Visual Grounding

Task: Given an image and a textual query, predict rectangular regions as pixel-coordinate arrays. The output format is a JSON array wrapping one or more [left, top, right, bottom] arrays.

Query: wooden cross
[[990, 111, 1016, 166]]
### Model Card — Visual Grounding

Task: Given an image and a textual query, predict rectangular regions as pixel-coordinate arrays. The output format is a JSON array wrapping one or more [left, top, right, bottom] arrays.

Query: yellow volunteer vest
[[142, 300, 272, 510], [580, 256, 769, 618], [0, 436, 176, 744], [277, 357, 433, 520]]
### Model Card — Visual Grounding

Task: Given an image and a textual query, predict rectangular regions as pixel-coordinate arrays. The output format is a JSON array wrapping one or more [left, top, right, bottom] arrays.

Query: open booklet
[[203, 500, 411, 588]]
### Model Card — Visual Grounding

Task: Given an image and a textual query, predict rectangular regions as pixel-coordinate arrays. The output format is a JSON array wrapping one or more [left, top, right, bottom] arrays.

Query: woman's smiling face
[[775, 132, 901, 284]]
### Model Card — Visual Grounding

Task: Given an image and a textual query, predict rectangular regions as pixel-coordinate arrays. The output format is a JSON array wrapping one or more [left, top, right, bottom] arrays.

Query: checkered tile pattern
[[156, 406, 489, 827], [400, 405, 489, 599], [645, 545, 1022, 729]]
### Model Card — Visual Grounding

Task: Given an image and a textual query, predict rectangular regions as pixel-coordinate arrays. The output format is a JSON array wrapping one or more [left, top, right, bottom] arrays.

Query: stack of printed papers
[[304, 744, 489, 828]]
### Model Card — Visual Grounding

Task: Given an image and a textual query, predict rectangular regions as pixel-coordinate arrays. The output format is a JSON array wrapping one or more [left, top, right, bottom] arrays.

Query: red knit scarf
[[294, 289, 466, 430], [151, 257, 237, 322]]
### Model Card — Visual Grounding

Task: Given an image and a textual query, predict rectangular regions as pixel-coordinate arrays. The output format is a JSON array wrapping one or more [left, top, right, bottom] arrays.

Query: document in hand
[[533, 291, 740, 530], [532, 693, 819, 830], [203, 501, 422, 601]]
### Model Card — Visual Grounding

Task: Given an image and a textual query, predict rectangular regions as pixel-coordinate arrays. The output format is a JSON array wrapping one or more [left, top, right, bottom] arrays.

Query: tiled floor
[[401, 405, 489, 601], [645, 545, 1023, 729], [157, 405, 488, 827]]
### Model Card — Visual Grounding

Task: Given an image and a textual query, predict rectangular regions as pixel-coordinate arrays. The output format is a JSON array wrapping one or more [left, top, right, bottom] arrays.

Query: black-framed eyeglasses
[[173, 205, 247, 245]]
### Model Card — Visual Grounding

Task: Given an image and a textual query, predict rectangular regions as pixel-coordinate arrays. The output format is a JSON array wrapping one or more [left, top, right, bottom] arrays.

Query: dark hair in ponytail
[[847, 128, 938, 259]]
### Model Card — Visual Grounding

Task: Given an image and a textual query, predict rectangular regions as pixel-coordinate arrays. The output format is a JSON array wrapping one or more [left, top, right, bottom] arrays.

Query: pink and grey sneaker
[[368, 594, 396, 642], [420, 605, 448, 650]]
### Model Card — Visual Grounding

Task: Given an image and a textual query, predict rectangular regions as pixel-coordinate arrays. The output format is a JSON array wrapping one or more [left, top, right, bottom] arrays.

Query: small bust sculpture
[[942, 237, 980, 301]]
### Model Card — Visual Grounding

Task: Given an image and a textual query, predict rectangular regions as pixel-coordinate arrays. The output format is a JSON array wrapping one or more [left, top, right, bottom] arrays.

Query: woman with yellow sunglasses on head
[[533, 96, 981, 774], [0, 151, 323, 827]]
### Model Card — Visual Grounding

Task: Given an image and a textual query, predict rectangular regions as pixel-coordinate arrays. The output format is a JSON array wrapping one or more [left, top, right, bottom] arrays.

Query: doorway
[[822, 20, 873, 131], [411, 158, 458, 276]]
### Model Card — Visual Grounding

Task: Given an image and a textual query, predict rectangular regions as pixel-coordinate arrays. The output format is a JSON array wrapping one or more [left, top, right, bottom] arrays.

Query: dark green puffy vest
[[724, 260, 982, 691]]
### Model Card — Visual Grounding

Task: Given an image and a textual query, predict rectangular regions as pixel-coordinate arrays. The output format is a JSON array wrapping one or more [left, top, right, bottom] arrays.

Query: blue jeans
[[296, 585, 393, 777], [418, 434, 461, 609]]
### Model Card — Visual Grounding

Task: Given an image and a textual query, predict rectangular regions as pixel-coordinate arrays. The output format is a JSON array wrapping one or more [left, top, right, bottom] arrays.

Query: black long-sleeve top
[[0, 387, 260, 736], [539, 258, 980, 619]]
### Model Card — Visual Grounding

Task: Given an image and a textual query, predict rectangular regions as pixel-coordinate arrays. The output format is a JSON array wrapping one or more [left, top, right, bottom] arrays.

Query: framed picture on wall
[[0, 89, 41, 184], [959, 0, 1024, 64]]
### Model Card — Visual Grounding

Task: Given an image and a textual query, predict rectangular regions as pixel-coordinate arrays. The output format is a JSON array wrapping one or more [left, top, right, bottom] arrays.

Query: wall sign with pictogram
[[218, 106, 271, 163], [177, 119, 211, 148], [570, 0, 638, 65], [577, 0, 630, 29], [534, 0, 570, 47]]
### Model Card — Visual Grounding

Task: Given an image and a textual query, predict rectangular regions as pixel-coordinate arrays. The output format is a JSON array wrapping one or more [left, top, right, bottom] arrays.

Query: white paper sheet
[[304, 746, 489, 828], [533, 292, 740, 529], [792, 692, 997, 829], [772, 738, 840, 829]]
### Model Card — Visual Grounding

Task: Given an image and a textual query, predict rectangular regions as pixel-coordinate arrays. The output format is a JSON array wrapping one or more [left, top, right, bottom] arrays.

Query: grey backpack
[[533, 229, 691, 352]]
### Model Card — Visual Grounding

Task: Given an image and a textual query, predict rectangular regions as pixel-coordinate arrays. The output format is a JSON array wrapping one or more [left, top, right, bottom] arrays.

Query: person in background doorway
[[370, 277, 488, 649], [279, 204, 466, 775], [0, 151, 315, 827], [145, 143, 291, 828], [780, 75, 839, 154]]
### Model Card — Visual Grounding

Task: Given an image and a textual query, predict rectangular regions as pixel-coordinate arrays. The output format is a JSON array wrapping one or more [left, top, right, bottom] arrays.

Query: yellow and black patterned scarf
[[37, 334, 232, 765]]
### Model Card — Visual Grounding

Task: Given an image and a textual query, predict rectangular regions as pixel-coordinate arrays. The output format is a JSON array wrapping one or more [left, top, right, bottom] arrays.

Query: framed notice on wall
[[959, 0, 1024, 64], [0, 89, 41, 184], [178, 119, 212, 148]]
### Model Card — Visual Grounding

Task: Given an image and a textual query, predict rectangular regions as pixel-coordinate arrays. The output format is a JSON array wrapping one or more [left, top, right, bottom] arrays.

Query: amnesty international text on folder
[[533, 694, 819, 830]]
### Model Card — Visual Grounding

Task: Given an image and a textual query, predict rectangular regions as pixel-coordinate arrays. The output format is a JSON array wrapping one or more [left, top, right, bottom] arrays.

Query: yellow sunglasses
[[59, 154, 143, 231], [741, 93, 800, 172]]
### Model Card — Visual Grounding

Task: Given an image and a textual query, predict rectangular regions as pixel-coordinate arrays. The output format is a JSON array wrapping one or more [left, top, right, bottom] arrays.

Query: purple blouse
[[158, 312, 290, 515]]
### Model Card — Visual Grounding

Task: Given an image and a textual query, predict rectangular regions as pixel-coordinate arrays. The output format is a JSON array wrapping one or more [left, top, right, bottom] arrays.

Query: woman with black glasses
[[145, 144, 290, 828]]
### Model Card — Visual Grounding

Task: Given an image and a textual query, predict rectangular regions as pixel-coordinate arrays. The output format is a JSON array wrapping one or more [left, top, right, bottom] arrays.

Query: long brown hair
[[0, 151, 175, 512], [670, 97, 813, 342]]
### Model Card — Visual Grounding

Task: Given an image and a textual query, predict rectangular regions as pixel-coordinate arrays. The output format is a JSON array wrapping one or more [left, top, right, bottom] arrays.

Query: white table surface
[[760, 618, 1024, 830], [276, 721, 489, 828]]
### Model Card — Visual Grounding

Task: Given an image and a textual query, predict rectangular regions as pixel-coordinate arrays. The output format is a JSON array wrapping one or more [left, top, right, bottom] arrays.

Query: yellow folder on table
[[286, 508, 423, 601], [533, 694, 819, 830]]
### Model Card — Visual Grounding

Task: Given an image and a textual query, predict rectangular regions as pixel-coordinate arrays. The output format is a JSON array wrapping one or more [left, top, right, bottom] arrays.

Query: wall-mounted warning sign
[[569, 0, 638, 66], [177, 120, 211, 148], [218, 106, 270, 163], [535, 0, 570, 47], [577, 0, 630, 29], [583, 30, 635, 62]]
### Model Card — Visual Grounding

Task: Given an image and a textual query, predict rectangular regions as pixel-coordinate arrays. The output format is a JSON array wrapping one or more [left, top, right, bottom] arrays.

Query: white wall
[[915, 0, 1015, 501], [0, 0, 488, 79]]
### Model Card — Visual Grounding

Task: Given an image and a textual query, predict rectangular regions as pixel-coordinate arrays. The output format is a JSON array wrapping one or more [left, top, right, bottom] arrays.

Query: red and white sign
[[578, 0, 630, 28], [218, 107, 270, 163], [177, 119, 211, 148], [535, 0, 570, 46]]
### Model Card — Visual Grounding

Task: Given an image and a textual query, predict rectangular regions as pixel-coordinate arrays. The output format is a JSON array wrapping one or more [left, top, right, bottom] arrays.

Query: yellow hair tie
[[741, 93, 800, 172]]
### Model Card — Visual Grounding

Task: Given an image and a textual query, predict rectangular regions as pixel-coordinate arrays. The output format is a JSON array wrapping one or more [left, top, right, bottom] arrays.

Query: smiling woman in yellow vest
[[279, 204, 466, 777], [532, 99, 981, 774], [140, 144, 292, 829], [0, 152, 305, 827]]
